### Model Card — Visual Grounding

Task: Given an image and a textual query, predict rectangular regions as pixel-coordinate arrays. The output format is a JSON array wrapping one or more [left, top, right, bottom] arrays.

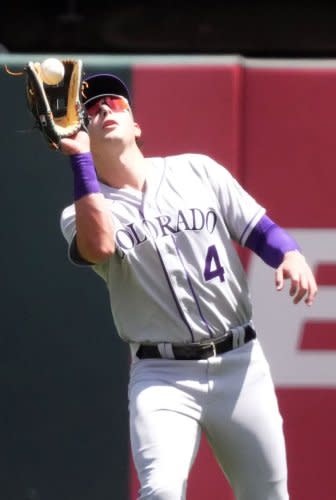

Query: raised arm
[[60, 131, 115, 263]]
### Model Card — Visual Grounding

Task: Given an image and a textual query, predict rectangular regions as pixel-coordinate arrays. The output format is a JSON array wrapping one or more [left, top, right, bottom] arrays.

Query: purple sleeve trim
[[245, 214, 301, 268], [70, 152, 101, 201]]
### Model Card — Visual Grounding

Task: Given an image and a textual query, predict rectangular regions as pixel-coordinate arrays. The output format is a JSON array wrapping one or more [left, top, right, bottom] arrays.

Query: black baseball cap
[[82, 73, 131, 107]]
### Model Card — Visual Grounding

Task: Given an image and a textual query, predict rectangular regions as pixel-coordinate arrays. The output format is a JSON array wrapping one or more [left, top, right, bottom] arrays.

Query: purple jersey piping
[[151, 158, 215, 340], [138, 203, 195, 341], [173, 238, 216, 339], [153, 159, 195, 339], [155, 242, 195, 341]]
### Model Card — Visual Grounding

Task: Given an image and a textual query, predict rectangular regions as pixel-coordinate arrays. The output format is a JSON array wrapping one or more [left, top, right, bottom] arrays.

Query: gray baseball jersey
[[60, 153, 265, 352]]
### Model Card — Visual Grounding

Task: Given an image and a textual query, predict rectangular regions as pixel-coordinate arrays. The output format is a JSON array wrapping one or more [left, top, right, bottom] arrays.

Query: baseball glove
[[24, 59, 86, 149]]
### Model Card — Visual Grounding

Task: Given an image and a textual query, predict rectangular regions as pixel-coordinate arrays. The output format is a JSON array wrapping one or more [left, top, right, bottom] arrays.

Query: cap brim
[[82, 74, 131, 106]]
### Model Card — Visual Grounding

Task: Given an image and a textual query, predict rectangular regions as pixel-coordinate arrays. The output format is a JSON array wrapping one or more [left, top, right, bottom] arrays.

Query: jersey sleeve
[[59, 204, 88, 266], [60, 204, 75, 245], [201, 155, 266, 244], [59, 204, 109, 281]]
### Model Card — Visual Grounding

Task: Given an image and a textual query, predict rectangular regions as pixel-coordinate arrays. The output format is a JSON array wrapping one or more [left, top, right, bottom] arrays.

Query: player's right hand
[[60, 130, 90, 155], [275, 250, 318, 306]]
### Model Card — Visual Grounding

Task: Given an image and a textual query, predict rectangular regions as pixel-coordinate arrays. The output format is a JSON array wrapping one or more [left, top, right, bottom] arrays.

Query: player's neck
[[94, 145, 148, 191]]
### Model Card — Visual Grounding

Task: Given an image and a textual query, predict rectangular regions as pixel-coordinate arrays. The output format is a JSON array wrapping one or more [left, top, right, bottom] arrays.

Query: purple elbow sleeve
[[70, 152, 101, 201], [245, 215, 300, 268]]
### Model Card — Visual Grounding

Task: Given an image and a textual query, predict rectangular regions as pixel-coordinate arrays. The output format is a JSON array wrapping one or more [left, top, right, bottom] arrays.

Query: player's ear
[[134, 122, 142, 138]]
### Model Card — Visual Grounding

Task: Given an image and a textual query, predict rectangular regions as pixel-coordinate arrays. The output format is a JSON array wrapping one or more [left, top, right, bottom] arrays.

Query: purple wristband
[[70, 152, 101, 201], [245, 215, 301, 268]]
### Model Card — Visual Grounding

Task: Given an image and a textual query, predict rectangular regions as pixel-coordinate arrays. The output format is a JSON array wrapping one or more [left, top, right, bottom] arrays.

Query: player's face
[[86, 95, 141, 148]]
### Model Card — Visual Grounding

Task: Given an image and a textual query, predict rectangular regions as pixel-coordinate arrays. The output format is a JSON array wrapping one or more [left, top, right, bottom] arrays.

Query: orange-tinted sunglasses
[[86, 96, 129, 118]]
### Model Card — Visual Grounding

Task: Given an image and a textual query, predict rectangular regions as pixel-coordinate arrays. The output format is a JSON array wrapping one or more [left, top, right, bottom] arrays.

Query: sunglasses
[[86, 96, 130, 118]]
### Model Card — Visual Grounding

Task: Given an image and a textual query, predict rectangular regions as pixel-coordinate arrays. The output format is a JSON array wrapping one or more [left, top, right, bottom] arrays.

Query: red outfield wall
[[130, 59, 336, 499]]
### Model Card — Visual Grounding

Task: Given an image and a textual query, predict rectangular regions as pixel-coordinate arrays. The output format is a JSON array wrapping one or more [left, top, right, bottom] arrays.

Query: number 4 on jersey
[[203, 244, 225, 282]]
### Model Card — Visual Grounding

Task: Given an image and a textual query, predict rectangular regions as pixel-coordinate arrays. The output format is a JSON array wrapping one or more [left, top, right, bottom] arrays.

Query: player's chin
[[102, 131, 125, 145]]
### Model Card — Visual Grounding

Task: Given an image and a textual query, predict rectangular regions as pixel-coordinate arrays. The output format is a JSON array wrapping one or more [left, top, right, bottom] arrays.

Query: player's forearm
[[75, 194, 115, 262], [70, 152, 115, 263], [245, 214, 300, 268]]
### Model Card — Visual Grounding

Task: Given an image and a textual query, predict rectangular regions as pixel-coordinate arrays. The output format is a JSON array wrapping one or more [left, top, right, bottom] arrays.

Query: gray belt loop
[[158, 343, 175, 359], [210, 341, 216, 357], [231, 325, 246, 349]]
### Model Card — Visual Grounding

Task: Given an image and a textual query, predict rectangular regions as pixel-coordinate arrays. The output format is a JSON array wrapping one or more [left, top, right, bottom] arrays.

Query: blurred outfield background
[[0, 53, 336, 500]]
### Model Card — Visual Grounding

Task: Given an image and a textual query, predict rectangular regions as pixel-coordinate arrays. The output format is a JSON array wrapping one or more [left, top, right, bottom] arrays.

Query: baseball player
[[59, 72, 317, 500]]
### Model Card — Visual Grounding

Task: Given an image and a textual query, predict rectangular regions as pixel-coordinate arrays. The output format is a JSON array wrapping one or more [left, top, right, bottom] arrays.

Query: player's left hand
[[275, 250, 318, 306], [60, 130, 90, 155]]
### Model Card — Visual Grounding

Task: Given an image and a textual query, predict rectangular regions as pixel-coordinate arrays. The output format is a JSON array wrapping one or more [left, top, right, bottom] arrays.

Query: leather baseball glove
[[23, 58, 86, 149]]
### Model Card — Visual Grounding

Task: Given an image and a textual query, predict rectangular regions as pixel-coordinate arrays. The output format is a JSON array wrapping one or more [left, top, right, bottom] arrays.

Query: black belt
[[136, 325, 256, 360]]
